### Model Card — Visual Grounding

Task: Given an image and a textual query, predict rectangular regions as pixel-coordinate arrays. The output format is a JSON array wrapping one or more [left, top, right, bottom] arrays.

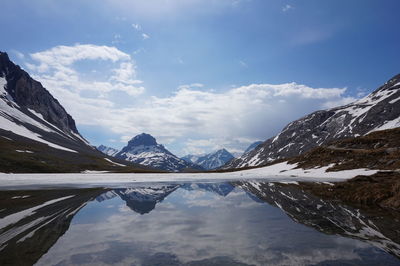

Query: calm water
[[0, 181, 399, 266]]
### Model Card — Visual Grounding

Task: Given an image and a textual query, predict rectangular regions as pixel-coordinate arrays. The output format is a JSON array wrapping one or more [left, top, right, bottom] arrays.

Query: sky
[[1, 0, 400, 156]]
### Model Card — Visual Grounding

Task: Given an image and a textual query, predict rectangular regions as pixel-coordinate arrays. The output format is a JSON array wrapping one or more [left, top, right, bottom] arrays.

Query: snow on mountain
[[116, 133, 201, 172], [192, 149, 234, 170], [0, 52, 90, 153], [181, 154, 202, 164], [97, 145, 119, 156], [224, 73, 400, 169]]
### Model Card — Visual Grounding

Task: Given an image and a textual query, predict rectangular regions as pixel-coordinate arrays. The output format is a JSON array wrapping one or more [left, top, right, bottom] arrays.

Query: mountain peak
[[127, 133, 158, 147]]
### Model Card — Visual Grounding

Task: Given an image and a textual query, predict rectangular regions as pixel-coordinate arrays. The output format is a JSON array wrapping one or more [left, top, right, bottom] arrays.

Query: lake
[[0, 181, 399, 265]]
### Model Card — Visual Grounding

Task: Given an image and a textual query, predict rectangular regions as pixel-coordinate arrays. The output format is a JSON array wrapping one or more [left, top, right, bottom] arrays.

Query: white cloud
[[142, 33, 150, 40], [27, 44, 144, 98], [282, 4, 293, 12], [12, 50, 25, 59], [26, 45, 357, 155], [131, 23, 141, 30]]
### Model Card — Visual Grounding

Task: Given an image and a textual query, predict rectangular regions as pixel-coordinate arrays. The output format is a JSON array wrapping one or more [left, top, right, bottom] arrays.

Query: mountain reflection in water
[[0, 181, 399, 265]]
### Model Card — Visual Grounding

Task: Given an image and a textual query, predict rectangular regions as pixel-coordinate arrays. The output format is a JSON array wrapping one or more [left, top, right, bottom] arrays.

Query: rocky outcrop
[[0, 52, 79, 135]]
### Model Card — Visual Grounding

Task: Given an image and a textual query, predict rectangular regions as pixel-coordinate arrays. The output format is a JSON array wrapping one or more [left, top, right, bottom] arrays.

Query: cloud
[[239, 60, 248, 68], [291, 29, 333, 46], [27, 44, 145, 98], [12, 50, 25, 59], [142, 33, 150, 40], [282, 4, 293, 12], [112, 34, 123, 44], [26, 44, 356, 155], [131, 23, 141, 30]]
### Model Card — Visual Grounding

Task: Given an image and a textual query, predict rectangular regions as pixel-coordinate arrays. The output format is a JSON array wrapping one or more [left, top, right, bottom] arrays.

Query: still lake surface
[[0, 180, 399, 266]]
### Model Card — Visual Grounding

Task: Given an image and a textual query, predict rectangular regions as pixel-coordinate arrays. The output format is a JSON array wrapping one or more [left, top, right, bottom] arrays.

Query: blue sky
[[1, 0, 400, 156]]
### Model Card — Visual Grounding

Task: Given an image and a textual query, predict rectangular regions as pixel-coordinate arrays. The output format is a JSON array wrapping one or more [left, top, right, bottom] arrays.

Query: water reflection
[[0, 182, 399, 265]]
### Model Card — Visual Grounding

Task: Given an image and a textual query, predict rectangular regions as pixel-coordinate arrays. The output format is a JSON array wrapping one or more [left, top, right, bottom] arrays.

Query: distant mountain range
[[97, 145, 119, 157], [181, 149, 234, 170], [0, 52, 150, 173], [103, 133, 203, 172], [98, 135, 237, 172], [223, 73, 400, 169]]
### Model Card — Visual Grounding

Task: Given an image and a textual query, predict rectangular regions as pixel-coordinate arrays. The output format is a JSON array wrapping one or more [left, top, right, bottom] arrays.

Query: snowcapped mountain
[[0, 51, 146, 173], [97, 145, 119, 156], [115, 133, 202, 172], [0, 52, 89, 152], [224, 73, 400, 168], [243, 141, 263, 154], [182, 149, 234, 170]]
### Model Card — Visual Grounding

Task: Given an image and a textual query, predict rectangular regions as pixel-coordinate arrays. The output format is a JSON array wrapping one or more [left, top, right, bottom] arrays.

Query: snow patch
[[104, 158, 126, 167], [16, 150, 34, 153]]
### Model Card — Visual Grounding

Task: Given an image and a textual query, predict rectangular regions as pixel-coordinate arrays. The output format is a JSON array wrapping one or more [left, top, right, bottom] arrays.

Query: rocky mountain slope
[[97, 145, 119, 157], [115, 133, 202, 172], [0, 52, 149, 173], [243, 141, 263, 154], [224, 73, 400, 168], [182, 149, 234, 170]]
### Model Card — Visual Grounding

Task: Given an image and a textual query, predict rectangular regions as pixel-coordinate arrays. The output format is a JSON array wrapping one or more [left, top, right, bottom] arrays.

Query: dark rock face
[[127, 133, 158, 147], [225, 73, 400, 168], [116, 133, 202, 172], [0, 52, 79, 135]]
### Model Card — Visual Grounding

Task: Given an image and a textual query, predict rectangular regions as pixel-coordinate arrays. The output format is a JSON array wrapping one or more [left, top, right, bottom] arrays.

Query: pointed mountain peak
[[215, 148, 230, 155], [127, 133, 158, 147]]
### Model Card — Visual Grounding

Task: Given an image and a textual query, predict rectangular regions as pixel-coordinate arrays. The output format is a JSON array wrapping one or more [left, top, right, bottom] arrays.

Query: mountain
[[181, 154, 202, 164], [224, 73, 400, 169], [115, 133, 202, 172], [243, 141, 263, 154], [183, 149, 234, 170], [0, 51, 148, 173], [97, 145, 119, 156]]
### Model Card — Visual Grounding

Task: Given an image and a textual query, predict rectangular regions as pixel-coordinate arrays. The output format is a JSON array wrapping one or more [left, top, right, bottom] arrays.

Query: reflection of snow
[[0, 195, 75, 230]]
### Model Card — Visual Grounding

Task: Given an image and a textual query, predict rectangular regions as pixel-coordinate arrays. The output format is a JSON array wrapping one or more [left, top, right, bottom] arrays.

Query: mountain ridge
[[182, 149, 234, 170], [223, 73, 400, 169]]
